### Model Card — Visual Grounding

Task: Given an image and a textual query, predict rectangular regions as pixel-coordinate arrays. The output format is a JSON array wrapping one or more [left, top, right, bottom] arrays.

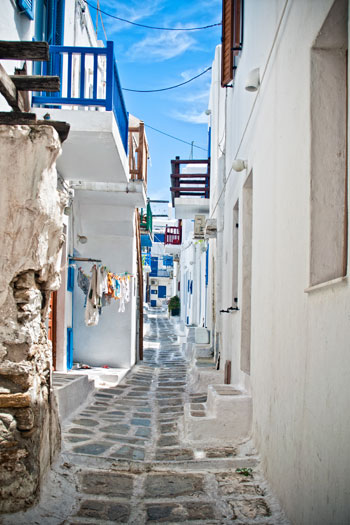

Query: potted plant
[[168, 295, 180, 316]]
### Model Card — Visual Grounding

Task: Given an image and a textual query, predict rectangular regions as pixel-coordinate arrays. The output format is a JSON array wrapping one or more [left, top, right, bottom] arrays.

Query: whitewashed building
[[1, 0, 148, 373], [200, 0, 350, 523]]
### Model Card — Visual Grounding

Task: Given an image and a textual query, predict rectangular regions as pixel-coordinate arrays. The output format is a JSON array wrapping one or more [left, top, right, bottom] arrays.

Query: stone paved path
[[2, 311, 288, 524]]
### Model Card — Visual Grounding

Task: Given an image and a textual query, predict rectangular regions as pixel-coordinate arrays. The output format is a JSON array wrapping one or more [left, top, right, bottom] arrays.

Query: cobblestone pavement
[[2, 311, 288, 524]]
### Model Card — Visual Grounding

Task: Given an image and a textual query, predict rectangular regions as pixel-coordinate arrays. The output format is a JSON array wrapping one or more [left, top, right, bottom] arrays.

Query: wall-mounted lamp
[[77, 235, 88, 244], [205, 109, 211, 115], [245, 68, 260, 92], [232, 159, 247, 172]]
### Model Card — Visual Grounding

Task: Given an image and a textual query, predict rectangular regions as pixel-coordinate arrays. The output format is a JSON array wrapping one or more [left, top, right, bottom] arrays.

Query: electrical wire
[[123, 67, 212, 93], [144, 124, 208, 152], [83, 0, 221, 31]]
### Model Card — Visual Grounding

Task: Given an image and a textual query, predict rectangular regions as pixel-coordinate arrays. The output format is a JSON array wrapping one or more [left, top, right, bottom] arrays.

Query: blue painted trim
[[93, 53, 98, 100], [105, 41, 114, 111], [67, 52, 72, 97], [67, 266, 74, 292], [67, 327, 73, 369], [33, 41, 129, 153], [80, 52, 86, 98], [32, 95, 107, 105], [208, 126, 211, 158], [205, 245, 209, 286]]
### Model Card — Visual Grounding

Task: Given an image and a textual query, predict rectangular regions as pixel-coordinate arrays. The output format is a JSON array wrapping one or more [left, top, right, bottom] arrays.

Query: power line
[[123, 67, 212, 93], [84, 0, 221, 31], [144, 124, 208, 152]]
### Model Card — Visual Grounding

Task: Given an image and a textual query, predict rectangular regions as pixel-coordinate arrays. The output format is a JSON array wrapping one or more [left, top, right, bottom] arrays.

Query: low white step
[[53, 373, 95, 422], [183, 384, 252, 445]]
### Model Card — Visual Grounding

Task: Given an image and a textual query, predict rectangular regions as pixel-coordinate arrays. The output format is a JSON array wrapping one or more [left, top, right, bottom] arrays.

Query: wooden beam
[[0, 112, 69, 143], [0, 41, 49, 61], [0, 64, 24, 111], [0, 111, 36, 125], [135, 209, 144, 361], [14, 64, 30, 112], [171, 159, 209, 165], [10, 75, 60, 92], [171, 173, 209, 179], [37, 120, 70, 143]]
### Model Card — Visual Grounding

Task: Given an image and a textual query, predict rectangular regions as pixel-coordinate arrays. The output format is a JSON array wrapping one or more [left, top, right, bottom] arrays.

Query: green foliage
[[236, 467, 253, 477], [168, 295, 180, 311]]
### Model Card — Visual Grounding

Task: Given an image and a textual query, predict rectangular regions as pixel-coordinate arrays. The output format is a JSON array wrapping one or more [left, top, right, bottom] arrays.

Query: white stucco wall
[[70, 194, 137, 369], [208, 0, 350, 523]]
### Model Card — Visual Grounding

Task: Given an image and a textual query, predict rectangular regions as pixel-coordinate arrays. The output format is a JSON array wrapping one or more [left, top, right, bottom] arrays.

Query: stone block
[[144, 473, 204, 498], [79, 471, 134, 498], [15, 407, 34, 430], [0, 392, 30, 408]]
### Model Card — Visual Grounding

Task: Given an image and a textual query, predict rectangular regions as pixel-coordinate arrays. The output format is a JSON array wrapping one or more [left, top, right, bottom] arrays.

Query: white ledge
[[304, 275, 347, 294]]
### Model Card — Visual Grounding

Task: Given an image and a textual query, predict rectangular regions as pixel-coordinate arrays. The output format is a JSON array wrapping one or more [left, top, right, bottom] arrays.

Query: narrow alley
[[3, 310, 287, 524]]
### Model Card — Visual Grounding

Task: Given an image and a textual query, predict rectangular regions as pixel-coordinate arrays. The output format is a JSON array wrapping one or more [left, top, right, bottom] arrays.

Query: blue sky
[[92, 0, 222, 201]]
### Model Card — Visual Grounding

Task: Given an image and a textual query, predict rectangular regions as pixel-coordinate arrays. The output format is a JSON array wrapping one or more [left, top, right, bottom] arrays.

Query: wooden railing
[[129, 121, 148, 187], [165, 221, 182, 245], [170, 157, 210, 206]]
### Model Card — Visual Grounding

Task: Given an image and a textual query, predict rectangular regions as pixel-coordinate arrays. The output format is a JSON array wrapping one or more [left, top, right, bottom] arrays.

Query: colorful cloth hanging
[[77, 264, 133, 327]]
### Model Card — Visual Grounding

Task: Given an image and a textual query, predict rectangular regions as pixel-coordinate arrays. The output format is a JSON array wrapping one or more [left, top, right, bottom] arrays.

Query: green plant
[[168, 295, 180, 312], [236, 467, 253, 477]]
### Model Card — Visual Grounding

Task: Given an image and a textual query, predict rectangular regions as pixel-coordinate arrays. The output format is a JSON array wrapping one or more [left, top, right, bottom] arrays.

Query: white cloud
[[148, 187, 170, 201], [102, 0, 165, 33], [128, 31, 196, 62], [170, 109, 208, 124]]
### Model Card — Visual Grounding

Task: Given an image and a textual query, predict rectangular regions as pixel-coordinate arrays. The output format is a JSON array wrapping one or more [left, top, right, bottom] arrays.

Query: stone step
[[183, 384, 252, 445], [53, 373, 95, 422]]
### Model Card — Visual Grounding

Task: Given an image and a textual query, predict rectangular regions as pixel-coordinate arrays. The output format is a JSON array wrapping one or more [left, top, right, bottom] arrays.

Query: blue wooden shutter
[[150, 257, 158, 277], [17, 0, 34, 19], [67, 266, 74, 292], [67, 327, 73, 369], [55, 0, 65, 45]]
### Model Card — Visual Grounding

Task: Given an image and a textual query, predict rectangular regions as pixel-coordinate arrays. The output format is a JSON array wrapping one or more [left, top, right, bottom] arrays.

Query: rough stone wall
[[0, 125, 66, 512]]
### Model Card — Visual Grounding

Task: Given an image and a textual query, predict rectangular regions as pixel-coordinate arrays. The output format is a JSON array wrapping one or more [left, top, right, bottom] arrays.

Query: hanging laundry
[[118, 278, 126, 313], [85, 265, 99, 326], [77, 267, 90, 295], [97, 266, 108, 299], [78, 263, 134, 325]]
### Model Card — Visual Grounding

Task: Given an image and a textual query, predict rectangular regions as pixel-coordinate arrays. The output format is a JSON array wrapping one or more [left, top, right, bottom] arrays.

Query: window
[[17, 0, 34, 20], [221, 0, 244, 87], [310, 0, 348, 286]]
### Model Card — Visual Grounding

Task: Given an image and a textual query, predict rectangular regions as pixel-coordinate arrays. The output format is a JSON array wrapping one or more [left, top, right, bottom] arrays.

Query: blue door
[[151, 300, 157, 307], [67, 327, 73, 369], [158, 285, 166, 298]]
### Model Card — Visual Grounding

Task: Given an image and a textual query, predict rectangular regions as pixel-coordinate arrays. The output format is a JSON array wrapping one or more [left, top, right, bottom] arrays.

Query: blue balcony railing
[[32, 41, 128, 153]]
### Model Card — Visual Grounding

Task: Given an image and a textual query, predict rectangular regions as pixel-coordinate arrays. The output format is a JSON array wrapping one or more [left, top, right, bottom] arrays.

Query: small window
[[17, 0, 34, 20], [221, 0, 244, 87]]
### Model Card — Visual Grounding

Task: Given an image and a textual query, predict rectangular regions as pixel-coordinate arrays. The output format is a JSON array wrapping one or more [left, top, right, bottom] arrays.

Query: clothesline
[[77, 263, 133, 327]]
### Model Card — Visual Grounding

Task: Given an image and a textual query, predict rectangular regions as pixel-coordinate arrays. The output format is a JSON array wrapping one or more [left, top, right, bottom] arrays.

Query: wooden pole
[[135, 209, 144, 361]]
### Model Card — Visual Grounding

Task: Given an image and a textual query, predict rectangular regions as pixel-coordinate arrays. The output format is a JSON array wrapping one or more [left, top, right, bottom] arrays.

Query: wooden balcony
[[129, 119, 149, 188], [165, 221, 182, 245], [170, 156, 210, 206]]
